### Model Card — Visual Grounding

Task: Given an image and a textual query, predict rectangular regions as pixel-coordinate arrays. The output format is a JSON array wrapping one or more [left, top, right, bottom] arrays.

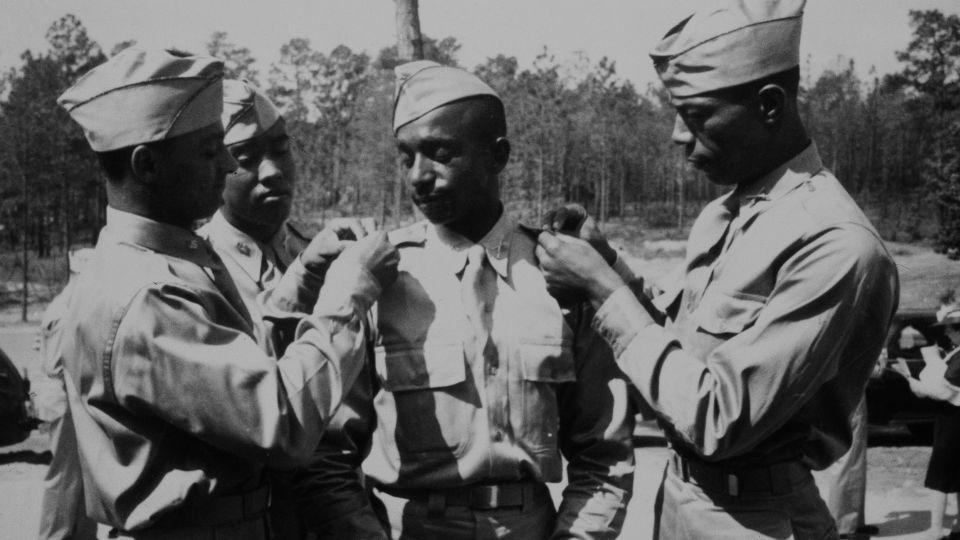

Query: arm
[[112, 256, 381, 469], [265, 250, 387, 537], [294, 353, 387, 538], [592, 225, 898, 459], [553, 304, 635, 540]]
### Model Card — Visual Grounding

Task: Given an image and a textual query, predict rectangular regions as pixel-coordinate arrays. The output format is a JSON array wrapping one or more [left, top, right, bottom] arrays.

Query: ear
[[130, 144, 160, 185], [757, 84, 787, 126], [491, 137, 511, 174]]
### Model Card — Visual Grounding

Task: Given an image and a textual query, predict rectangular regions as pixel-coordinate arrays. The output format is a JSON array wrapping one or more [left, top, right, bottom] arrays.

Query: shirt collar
[[101, 206, 220, 268], [729, 142, 823, 213], [426, 209, 515, 279], [205, 210, 267, 280]]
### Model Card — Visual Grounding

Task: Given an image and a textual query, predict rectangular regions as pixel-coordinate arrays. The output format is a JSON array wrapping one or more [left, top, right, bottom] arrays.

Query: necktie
[[461, 245, 496, 364], [686, 196, 739, 308]]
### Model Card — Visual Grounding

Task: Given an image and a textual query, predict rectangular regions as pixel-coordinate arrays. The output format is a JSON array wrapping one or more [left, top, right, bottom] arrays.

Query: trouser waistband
[[377, 480, 546, 513], [669, 450, 811, 497]]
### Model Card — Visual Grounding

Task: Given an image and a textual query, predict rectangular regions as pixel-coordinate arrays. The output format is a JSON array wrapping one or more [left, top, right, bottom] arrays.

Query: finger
[[539, 209, 558, 230], [537, 231, 561, 252]]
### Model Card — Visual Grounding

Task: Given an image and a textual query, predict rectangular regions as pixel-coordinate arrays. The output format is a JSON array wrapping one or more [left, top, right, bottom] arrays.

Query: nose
[[259, 157, 283, 185], [408, 153, 436, 194], [671, 114, 694, 146]]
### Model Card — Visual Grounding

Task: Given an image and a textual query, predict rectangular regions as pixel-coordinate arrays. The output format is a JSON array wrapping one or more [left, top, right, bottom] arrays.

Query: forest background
[[1, 10, 959, 318]]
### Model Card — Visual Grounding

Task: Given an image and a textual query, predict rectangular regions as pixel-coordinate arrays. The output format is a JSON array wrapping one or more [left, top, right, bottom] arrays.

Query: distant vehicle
[[867, 308, 949, 437], [0, 345, 36, 446]]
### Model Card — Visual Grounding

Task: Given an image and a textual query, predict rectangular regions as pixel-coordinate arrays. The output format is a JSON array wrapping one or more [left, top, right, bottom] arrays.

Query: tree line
[[1, 10, 959, 287]]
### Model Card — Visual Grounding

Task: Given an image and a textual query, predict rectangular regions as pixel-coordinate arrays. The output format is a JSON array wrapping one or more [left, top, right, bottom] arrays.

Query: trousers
[[655, 455, 838, 539]]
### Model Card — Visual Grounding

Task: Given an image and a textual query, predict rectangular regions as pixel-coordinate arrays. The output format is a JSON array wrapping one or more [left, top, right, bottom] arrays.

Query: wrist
[[586, 267, 626, 309]]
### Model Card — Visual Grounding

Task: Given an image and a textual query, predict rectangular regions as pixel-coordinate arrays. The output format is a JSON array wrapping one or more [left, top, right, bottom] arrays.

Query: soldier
[[197, 79, 375, 539], [292, 61, 636, 539], [55, 48, 398, 538], [36, 248, 97, 540], [535, 1, 900, 538]]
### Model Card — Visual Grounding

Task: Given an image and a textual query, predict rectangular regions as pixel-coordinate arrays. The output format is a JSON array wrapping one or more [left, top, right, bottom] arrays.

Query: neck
[[444, 201, 503, 243], [106, 184, 194, 230], [741, 123, 810, 187], [221, 209, 283, 245]]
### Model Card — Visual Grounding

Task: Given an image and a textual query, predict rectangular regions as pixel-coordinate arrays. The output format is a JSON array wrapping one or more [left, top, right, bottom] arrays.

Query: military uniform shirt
[[292, 212, 635, 539], [59, 207, 379, 532], [594, 144, 899, 468]]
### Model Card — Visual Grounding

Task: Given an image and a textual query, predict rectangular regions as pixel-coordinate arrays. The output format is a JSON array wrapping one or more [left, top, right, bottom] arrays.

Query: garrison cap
[[58, 47, 224, 152], [222, 79, 281, 146], [393, 60, 500, 133], [651, 0, 805, 97]]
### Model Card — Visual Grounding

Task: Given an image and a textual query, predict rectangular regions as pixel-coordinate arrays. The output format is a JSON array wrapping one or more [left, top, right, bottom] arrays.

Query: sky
[[0, 0, 958, 90]]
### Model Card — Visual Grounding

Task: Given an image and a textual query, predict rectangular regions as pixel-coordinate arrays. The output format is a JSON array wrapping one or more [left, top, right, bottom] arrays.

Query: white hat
[[393, 60, 500, 133], [651, 0, 805, 97], [58, 48, 224, 151], [222, 79, 281, 146]]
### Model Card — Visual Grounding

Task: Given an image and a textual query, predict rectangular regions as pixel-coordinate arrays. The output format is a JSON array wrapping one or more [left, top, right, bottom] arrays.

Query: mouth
[[413, 193, 454, 219], [258, 189, 292, 202]]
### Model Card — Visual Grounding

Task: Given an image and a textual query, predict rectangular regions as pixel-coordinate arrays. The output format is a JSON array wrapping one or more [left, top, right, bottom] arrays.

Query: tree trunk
[[395, 0, 424, 61], [393, 0, 424, 226]]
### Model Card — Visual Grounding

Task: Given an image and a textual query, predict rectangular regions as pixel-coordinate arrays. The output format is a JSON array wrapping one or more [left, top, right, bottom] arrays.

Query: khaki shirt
[[59, 207, 378, 532], [596, 144, 899, 468], [293, 212, 635, 539], [197, 210, 310, 321]]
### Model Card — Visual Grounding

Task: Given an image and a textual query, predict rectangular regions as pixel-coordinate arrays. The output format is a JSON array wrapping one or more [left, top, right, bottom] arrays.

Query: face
[[946, 325, 960, 347], [670, 92, 765, 186], [395, 101, 503, 234], [221, 118, 297, 231], [153, 122, 237, 224]]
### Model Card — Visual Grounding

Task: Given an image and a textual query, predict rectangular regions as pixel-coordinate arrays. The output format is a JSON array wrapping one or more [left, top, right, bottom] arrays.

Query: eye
[[431, 146, 454, 164], [397, 149, 413, 169]]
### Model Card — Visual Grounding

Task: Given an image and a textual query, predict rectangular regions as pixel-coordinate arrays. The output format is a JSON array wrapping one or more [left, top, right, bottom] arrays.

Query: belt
[[121, 483, 271, 537], [669, 451, 810, 497], [378, 481, 542, 513]]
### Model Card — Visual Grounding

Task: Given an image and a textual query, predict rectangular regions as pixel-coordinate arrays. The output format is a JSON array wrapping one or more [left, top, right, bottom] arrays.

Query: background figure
[[813, 397, 871, 539], [894, 295, 960, 540], [36, 248, 97, 540]]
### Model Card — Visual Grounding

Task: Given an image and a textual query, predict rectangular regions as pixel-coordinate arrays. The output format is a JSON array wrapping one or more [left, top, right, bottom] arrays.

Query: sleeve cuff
[[315, 260, 382, 316], [592, 285, 656, 357], [260, 256, 327, 316]]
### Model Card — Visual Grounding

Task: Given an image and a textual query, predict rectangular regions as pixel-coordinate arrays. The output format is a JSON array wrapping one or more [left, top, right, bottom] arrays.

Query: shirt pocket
[[515, 342, 576, 452], [375, 342, 475, 455], [693, 289, 767, 338]]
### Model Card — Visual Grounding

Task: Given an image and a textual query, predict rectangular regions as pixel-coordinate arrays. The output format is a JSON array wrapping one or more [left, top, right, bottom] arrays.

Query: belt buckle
[[487, 485, 499, 508]]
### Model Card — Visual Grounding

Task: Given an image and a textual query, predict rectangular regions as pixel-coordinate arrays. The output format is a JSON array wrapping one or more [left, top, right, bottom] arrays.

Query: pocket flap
[[376, 343, 467, 392], [519, 343, 576, 383], [695, 290, 766, 335]]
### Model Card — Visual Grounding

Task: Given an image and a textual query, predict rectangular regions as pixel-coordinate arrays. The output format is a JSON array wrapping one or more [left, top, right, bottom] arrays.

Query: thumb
[[537, 231, 560, 251]]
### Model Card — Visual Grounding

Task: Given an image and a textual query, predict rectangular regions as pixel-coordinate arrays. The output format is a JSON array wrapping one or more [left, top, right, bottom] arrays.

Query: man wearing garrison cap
[[56, 48, 398, 538], [536, 1, 899, 538], [292, 60, 635, 539]]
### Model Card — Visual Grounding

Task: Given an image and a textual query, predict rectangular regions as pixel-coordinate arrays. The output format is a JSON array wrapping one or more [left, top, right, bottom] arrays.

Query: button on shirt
[[595, 144, 899, 468], [294, 212, 635, 539], [59, 207, 379, 532]]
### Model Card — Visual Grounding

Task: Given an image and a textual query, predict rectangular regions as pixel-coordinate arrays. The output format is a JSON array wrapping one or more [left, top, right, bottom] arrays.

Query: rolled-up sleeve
[[111, 260, 381, 469], [554, 305, 635, 539], [593, 224, 897, 460]]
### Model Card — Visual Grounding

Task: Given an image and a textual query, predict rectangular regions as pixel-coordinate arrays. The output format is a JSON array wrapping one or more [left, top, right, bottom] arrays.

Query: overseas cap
[[393, 60, 500, 133], [58, 47, 224, 152], [651, 0, 805, 98], [222, 79, 281, 146]]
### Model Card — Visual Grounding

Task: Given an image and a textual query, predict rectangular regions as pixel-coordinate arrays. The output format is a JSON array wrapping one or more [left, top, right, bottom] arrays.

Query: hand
[[536, 231, 625, 307], [337, 231, 400, 289], [301, 218, 376, 274], [540, 204, 617, 265], [888, 357, 912, 379]]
